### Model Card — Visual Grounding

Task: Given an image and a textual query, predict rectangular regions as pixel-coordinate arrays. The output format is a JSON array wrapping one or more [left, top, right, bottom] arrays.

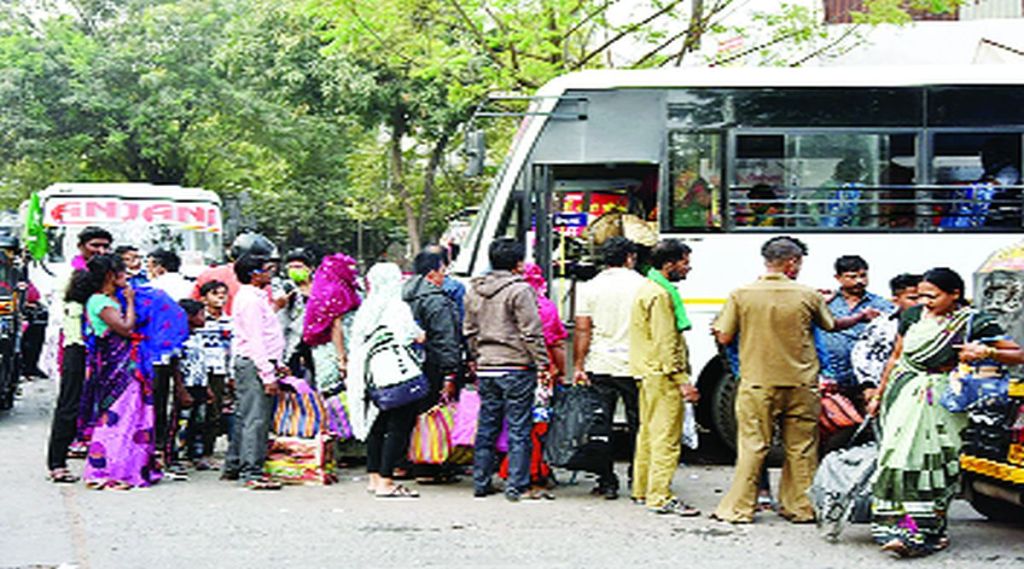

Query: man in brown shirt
[[712, 236, 877, 523]]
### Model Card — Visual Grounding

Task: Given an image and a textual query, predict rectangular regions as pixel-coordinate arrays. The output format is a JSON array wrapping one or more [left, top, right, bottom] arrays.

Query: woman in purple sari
[[77, 255, 162, 489]]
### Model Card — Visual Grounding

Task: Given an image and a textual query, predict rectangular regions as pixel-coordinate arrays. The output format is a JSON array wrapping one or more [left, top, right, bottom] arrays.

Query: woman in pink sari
[[76, 254, 162, 489]]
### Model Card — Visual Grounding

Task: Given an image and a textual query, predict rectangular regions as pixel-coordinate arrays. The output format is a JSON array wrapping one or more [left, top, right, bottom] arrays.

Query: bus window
[[668, 132, 722, 229], [933, 133, 1022, 228], [730, 132, 916, 230]]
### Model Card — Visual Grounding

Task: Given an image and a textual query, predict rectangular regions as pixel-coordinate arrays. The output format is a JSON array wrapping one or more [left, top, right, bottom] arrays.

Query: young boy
[[199, 280, 233, 459], [172, 299, 214, 476]]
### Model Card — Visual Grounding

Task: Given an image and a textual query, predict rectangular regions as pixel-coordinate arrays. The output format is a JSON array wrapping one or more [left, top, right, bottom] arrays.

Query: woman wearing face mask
[[278, 250, 316, 379], [868, 267, 1024, 558]]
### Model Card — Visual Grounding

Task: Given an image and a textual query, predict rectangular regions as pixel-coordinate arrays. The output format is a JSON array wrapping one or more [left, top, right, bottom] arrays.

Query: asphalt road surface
[[2, 378, 1022, 569]]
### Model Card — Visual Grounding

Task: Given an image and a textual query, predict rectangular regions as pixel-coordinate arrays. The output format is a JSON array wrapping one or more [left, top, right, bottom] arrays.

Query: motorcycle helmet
[[229, 231, 279, 261]]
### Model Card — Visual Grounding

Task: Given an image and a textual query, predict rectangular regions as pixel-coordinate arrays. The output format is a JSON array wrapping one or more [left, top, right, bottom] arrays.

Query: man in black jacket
[[403, 250, 464, 483], [403, 250, 462, 405]]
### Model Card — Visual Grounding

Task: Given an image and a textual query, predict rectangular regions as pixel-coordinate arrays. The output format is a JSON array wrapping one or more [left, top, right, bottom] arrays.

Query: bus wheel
[[964, 474, 1024, 524]]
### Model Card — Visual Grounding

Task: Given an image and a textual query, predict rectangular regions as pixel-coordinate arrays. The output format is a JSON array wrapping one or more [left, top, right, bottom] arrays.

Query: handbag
[[543, 385, 611, 471], [819, 392, 863, 435], [408, 402, 455, 465], [363, 324, 430, 411], [940, 365, 1009, 413], [272, 376, 329, 438], [451, 387, 481, 447], [324, 393, 354, 441]]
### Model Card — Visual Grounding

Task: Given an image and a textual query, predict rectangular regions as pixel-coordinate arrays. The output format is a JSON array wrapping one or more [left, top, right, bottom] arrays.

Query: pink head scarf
[[522, 263, 566, 347], [302, 253, 362, 346]]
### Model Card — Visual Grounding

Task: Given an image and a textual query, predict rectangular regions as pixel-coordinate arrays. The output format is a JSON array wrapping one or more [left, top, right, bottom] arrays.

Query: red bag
[[819, 392, 863, 435]]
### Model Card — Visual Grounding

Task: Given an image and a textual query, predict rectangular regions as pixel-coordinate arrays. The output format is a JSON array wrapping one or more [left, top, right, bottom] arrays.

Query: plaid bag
[[272, 376, 328, 438]]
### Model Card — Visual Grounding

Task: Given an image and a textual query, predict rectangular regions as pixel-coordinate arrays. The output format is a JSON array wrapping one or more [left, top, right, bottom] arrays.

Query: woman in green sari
[[868, 267, 1024, 557]]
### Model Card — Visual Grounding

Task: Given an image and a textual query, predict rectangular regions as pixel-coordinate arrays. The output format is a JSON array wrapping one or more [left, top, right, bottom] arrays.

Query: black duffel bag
[[543, 385, 611, 472]]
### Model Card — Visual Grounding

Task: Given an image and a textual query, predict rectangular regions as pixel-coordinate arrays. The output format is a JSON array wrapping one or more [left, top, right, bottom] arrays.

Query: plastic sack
[[408, 403, 454, 465], [682, 402, 699, 450], [451, 387, 481, 447], [808, 420, 878, 541], [543, 385, 611, 471]]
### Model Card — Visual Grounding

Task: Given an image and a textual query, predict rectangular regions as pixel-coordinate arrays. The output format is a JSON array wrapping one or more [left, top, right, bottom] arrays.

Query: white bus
[[453, 65, 1024, 448], [25, 183, 224, 297]]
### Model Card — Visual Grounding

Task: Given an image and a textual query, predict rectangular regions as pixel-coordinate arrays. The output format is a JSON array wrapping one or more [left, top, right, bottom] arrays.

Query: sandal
[[245, 477, 283, 491], [880, 538, 910, 558], [48, 468, 80, 484], [756, 493, 775, 511], [85, 480, 106, 491], [376, 484, 419, 498], [106, 481, 133, 491], [524, 489, 556, 501]]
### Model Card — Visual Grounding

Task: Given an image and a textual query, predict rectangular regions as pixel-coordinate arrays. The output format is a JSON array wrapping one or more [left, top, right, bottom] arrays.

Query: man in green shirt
[[629, 239, 700, 516]]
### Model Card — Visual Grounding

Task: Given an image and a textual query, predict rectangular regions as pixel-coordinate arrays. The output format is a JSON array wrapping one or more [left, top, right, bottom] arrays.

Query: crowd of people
[[37, 225, 1022, 559]]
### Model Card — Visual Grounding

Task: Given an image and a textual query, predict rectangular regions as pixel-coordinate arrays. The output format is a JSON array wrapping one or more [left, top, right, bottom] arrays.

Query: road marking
[[60, 486, 91, 569]]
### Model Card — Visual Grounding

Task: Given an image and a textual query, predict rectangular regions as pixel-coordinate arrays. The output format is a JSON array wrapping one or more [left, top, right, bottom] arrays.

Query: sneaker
[[505, 488, 522, 503], [220, 470, 240, 481], [473, 485, 497, 498], [166, 463, 189, 481], [649, 497, 700, 517]]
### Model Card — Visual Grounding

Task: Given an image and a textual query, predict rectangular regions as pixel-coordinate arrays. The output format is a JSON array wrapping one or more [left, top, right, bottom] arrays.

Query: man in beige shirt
[[574, 237, 646, 499], [628, 239, 700, 516], [712, 236, 878, 523]]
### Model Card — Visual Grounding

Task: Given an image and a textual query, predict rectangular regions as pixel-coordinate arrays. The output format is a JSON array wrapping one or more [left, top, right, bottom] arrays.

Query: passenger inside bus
[[938, 136, 1022, 228]]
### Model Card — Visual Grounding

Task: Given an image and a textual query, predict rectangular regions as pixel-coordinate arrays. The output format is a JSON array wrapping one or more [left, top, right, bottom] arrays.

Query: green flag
[[23, 192, 48, 261]]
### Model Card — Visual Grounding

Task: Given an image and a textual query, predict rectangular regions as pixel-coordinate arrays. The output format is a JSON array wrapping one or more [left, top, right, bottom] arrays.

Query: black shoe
[[505, 488, 521, 503], [220, 470, 240, 481], [473, 485, 496, 498], [601, 485, 619, 500]]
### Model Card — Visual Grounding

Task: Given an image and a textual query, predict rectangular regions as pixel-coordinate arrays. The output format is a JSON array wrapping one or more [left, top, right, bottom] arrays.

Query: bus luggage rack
[[724, 184, 1024, 231]]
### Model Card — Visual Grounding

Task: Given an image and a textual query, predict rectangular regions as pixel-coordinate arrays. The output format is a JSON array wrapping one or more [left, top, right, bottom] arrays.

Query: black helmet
[[229, 232, 278, 261], [0, 233, 19, 251]]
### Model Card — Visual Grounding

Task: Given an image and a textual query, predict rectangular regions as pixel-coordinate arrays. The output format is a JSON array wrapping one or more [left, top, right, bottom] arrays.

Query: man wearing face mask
[[277, 250, 315, 378], [712, 236, 877, 524], [629, 239, 701, 517]]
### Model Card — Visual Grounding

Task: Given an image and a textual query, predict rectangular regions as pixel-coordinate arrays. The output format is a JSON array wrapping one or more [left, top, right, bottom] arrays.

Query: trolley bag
[[808, 418, 878, 542], [543, 385, 611, 472]]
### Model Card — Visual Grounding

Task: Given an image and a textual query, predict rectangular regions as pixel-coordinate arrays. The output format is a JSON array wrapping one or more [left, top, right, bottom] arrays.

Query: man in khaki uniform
[[712, 236, 877, 523], [629, 239, 700, 516]]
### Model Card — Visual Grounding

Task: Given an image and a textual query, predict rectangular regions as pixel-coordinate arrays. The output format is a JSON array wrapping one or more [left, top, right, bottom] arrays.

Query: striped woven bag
[[407, 403, 455, 464]]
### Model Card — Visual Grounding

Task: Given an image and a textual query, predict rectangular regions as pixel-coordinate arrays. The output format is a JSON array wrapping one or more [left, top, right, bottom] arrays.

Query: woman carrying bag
[[347, 263, 426, 498]]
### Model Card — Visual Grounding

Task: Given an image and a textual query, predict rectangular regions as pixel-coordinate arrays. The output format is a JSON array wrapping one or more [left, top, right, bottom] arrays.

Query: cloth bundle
[[272, 376, 330, 438], [264, 435, 336, 485]]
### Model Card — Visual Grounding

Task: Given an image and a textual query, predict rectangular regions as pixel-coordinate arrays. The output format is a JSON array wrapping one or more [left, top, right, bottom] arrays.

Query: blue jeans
[[473, 370, 535, 494]]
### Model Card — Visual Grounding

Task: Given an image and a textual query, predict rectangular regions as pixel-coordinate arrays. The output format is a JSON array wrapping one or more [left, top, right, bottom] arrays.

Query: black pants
[[591, 374, 640, 489], [366, 403, 418, 478], [46, 345, 85, 470], [153, 363, 173, 459], [20, 321, 46, 376]]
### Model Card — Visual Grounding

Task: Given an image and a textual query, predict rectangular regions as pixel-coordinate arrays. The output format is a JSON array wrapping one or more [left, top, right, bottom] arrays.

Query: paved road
[[2, 379, 1022, 569]]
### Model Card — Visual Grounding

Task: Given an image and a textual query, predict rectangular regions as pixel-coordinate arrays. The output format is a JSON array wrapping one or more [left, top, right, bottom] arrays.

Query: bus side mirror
[[464, 129, 485, 177]]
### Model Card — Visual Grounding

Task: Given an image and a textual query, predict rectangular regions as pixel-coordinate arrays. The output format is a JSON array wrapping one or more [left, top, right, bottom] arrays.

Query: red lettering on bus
[[85, 200, 119, 221], [143, 203, 175, 223], [176, 205, 206, 226]]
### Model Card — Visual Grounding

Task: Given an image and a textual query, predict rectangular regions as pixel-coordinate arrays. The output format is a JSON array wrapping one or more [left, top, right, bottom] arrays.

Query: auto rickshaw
[[0, 234, 22, 410], [959, 241, 1024, 522]]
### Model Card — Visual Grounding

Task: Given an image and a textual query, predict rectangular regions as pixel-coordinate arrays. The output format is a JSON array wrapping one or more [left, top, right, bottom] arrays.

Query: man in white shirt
[[573, 237, 647, 499], [147, 249, 193, 301]]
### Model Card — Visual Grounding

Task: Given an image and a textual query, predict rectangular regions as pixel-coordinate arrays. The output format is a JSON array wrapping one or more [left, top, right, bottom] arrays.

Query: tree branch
[[787, 24, 861, 67], [572, 0, 686, 69]]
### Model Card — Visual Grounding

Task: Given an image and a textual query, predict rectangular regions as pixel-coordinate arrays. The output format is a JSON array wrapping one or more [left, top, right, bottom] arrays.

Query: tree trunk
[[418, 132, 450, 246], [389, 110, 421, 256]]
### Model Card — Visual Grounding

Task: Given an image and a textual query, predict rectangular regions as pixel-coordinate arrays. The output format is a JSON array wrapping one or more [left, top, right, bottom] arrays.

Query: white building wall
[[960, 0, 1023, 20]]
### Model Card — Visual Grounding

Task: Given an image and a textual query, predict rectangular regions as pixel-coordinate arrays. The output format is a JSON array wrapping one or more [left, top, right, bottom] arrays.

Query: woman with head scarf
[[302, 253, 362, 394], [347, 262, 424, 498]]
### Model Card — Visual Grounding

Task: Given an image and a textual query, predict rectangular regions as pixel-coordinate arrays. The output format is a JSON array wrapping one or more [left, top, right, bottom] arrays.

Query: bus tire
[[701, 360, 784, 465], [964, 474, 1024, 525]]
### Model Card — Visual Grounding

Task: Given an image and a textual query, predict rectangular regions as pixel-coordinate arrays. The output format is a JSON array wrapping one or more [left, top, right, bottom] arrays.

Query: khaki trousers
[[631, 375, 683, 508], [714, 383, 819, 523]]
